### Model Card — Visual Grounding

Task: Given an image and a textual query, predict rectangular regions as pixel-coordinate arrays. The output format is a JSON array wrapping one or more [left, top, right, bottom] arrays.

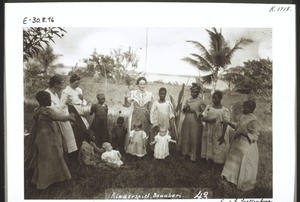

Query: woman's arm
[[150, 102, 158, 126], [202, 117, 217, 123], [117, 150, 121, 158], [91, 141, 104, 153], [80, 146, 97, 166], [218, 123, 228, 145], [104, 104, 108, 115], [46, 108, 74, 122], [218, 108, 231, 145], [246, 120, 260, 143], [123, 91, 132, 108], [89, 104, 95, 116], [220, 120, 237, 129], [149, 140, 157, 145]]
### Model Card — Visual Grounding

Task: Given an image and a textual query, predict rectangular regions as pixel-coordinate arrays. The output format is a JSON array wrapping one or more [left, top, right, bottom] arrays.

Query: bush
[[24, 70, 50, 98]]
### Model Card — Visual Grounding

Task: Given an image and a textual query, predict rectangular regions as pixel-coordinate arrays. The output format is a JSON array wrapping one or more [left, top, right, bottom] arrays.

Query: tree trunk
[[104, 70, 108, 91], [211, 79, 217, 94]]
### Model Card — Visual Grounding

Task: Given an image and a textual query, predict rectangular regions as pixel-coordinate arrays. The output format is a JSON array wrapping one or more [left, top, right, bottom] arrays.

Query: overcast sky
[[51, 27, 272, 76]]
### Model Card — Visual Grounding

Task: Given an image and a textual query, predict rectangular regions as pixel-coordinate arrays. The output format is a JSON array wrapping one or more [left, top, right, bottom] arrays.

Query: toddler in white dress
[[150, 128, 176, 159], [101, 142, 123, 167]]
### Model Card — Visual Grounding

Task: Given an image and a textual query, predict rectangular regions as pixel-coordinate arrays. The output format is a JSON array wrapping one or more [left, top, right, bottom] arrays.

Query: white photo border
[[5, 2, 296, 202]]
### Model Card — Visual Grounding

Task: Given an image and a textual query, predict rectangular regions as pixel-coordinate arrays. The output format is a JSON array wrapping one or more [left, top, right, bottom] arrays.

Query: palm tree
[[183, 28, 253, 92]]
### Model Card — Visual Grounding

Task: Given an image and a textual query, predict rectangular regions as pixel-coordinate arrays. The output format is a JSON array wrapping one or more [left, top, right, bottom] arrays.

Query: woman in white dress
[[45, 75, 77, 154], [61, 74, 90, 149], [123, 77, 153, 152], [201, 90, 230, 164]]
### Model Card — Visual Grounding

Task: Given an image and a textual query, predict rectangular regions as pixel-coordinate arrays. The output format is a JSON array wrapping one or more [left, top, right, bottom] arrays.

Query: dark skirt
[[68, 105, 87, 149], [90, 115, 109, 146]]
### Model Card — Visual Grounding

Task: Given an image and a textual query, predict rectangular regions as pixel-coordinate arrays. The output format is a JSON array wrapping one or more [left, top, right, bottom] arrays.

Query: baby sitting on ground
[[101, 142, 123, 167]]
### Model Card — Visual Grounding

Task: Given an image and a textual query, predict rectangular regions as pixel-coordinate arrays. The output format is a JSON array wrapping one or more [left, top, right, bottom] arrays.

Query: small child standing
[[126, 121, 147, 158], [101, 142, 123, 167], [150, 128, 176, 159], [111, 116, 127, 154], [90, 93, 109, 146], [150, 87, 175, 139]]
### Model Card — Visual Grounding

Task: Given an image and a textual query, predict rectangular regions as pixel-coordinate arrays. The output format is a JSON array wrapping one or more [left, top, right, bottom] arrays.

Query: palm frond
[[190, 53, 214, 72], [206, 28, 226, 53], [182, 57, 200, 68], [182, 57, 212, 73], [176, 84, 185, 114], [186, 40, 215, 65], [219, 72, 246, 84], [169, 95, 176, 114], [226, 38, 253, 61], [224, 66, 244, 73], [201, 73, 215, 85]]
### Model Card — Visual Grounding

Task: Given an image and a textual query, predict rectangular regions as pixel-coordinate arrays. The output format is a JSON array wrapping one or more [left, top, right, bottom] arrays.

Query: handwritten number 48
[[194, 191, 209, 199]]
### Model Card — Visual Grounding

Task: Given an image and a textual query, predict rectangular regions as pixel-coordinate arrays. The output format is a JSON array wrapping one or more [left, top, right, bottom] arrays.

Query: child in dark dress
[[111, 116, 127, 154], [90, 93, 109, 146]]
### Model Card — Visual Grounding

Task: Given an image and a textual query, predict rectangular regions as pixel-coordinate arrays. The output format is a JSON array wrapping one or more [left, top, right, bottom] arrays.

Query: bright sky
[[51, 27, 272, 76]]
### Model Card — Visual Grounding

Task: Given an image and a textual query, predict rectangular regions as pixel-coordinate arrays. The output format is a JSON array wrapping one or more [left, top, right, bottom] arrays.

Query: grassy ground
[[24, 76, 272, 199]]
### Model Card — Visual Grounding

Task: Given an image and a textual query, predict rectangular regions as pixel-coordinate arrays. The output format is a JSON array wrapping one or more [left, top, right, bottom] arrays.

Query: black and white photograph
[[22, 27, 273, 199], [5, 2, 295, 202]]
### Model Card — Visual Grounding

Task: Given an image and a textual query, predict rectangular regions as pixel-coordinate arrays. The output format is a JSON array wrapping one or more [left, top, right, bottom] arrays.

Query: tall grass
[[24, 76, 272, 199]]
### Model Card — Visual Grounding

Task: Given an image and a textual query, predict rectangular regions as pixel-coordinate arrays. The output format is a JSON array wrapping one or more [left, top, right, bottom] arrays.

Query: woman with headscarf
[[61, 74, 90, 149], [123, 77, 153, 152], [178, 83, 206, 162]]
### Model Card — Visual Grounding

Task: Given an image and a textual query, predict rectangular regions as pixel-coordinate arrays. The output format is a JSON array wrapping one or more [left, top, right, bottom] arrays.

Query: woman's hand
[[220, 120, 228, 125], [218, 137, 225, 145], [66, 96, 73, 105], [149, 141, 156, 145], [234, 132, 251, 144], [69, 113, 76, 122], [182, 104, 190, 113], [189, 108, 196, 114], [210, 118, 217, 123]]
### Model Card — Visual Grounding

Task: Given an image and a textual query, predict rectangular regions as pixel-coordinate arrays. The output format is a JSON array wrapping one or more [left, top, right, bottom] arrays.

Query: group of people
[[25, 74, 261, 193]]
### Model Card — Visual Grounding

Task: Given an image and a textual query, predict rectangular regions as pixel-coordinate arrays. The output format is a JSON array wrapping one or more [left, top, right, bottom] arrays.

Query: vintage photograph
[[23, 27, 273, 199]]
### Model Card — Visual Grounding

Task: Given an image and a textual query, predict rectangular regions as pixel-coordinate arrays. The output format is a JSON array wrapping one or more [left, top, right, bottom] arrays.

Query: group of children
[[26, 80, 261, 192], [85, 87, 177, 164]]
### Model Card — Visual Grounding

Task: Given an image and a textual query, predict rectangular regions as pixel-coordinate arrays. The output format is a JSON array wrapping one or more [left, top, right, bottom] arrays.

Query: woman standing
[[31, 91, 74, 189], [61, 74, 90, 149], [178, 83, 206, 162], [221, 100, 260, 191], [201, 90, 230, 164], [45, 75, 77, 154], [123, 77, 153, 152]]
